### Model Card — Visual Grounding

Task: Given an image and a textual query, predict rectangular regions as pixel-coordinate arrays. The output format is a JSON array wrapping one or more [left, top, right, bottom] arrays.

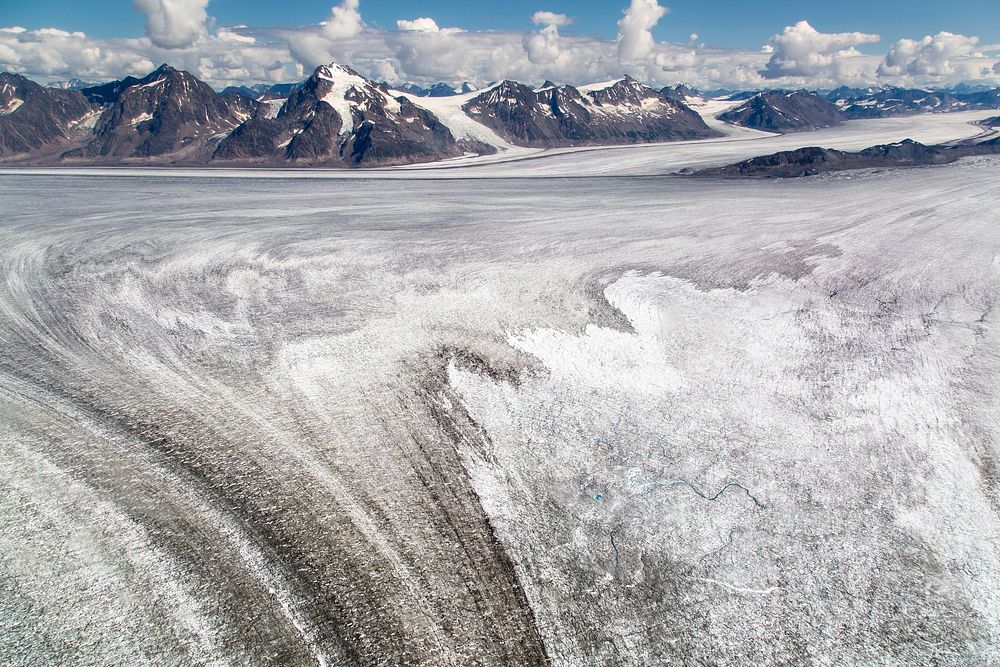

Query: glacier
[[1, 152, 1000, 665]]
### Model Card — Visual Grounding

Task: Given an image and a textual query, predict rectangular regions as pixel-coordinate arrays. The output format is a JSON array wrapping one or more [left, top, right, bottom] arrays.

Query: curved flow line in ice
[[0, 368, 335, 667]]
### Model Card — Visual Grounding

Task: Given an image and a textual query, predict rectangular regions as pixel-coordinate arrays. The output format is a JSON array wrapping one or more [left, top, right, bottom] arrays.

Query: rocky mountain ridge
[[62, 65, 251, 161], [462, 76, 719, 147], [4, 63, 1000, 167], [0, 64, 720, 165]]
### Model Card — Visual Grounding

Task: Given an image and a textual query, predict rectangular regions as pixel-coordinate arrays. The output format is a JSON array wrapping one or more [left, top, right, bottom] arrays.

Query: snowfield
[[1, 155, 1000, 665], [395, 83, 521, 151]]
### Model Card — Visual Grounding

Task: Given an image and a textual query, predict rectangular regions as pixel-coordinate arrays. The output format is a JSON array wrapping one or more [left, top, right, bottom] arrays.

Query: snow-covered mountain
[[215, 63, 485, 167], [718, 91, 845, 133], [460, 76, 719, 148]]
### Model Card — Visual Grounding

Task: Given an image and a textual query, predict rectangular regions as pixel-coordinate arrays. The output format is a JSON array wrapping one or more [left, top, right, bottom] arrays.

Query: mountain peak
[[140, 63, 192, 86], [314, 62, 363, 82]]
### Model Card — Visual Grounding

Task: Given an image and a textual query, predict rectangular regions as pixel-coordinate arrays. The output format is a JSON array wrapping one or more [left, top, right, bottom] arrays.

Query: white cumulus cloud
[[524, 11, 571, 65], [396, 18, 440, 33], [321, 0, 363, 41], [133, 0, 209, 49], [760, 20, 880, 82], [524, 24, 561, 65], [532, 12, 572, 28], [879, 32, 980, 78], [617, 0, 669, 62]]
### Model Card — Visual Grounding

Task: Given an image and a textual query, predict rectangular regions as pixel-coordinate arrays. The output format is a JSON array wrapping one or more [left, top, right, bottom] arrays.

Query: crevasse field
[[2, 144, 1000, 663]]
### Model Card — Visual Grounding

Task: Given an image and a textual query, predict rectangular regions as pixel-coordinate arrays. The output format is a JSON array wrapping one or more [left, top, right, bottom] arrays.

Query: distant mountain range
[[46, 78, 98, 91], [2, 62, 1000, 168], [715, 86, 1000, 133], [398, 82, 479, 97], [826, 86, 1000, 119]]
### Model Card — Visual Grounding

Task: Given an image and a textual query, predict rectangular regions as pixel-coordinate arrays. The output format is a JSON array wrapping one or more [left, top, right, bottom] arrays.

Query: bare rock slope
[[0, 73, 91, 156], [62, 65, 252, 161], [718, 90, 845, 133]]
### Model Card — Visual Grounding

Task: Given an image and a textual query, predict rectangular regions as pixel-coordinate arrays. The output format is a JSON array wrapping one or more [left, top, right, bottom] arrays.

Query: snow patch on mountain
[[397, 83, 515, 150], [316, 63, 401, 136], [1, 98, 23, 115], [576, 79, 624, 94]]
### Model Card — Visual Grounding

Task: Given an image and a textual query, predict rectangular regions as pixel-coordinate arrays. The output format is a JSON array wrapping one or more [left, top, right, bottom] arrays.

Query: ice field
[[2, 148, 1000, 664]]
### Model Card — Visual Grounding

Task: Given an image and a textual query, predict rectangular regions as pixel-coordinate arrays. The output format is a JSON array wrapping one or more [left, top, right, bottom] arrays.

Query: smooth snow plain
[[1, 151, 1000, 664]]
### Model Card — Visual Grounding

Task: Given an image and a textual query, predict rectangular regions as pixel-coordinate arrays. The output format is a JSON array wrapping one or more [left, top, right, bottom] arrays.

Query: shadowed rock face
[[221, 85, 262, 100], [215, 63, 475, 167], [64, 65, 252, 161], [691, 138, 1000, 178], [257, 82, 299, 101], [80, 76, 143, 105], [0, 73, 91, 156], [462, 77, 719, 148], [718, 91, 845, 133]]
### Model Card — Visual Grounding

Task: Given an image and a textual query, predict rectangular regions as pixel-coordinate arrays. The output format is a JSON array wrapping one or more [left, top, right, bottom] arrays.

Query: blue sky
[[5, 0, 999, 50]]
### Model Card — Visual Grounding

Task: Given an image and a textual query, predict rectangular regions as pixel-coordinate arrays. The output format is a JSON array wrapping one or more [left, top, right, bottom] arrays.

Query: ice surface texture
[[1, 163, 1000, 665]]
